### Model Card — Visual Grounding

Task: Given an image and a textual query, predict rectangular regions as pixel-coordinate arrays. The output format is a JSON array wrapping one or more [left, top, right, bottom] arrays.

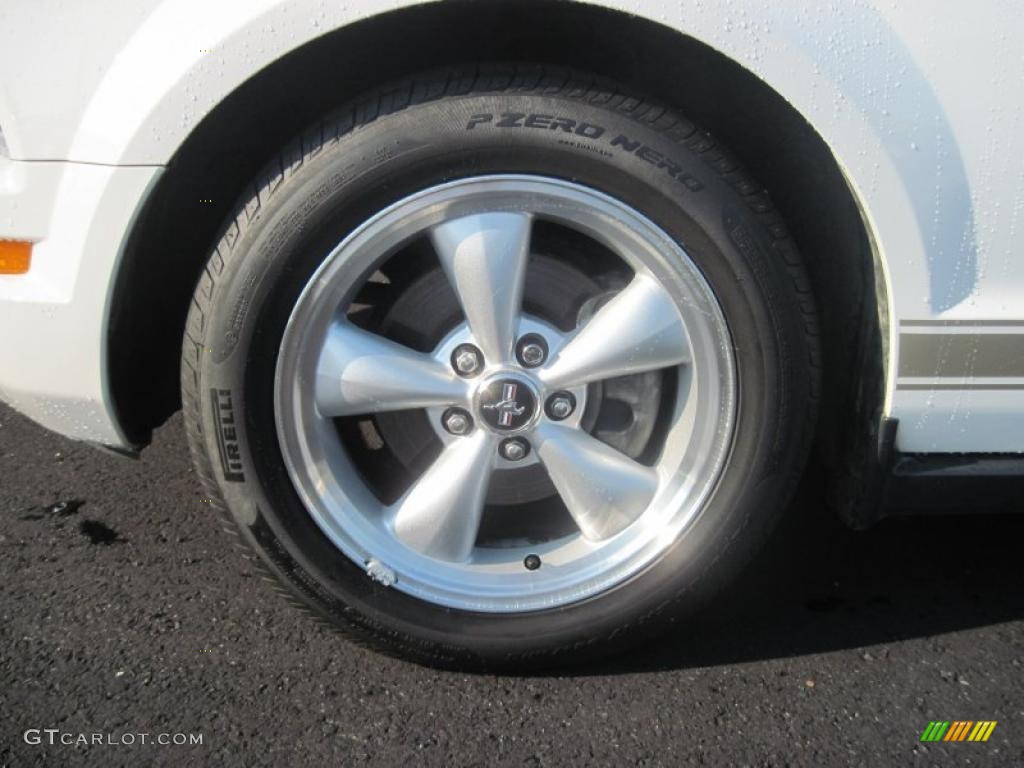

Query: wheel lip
[[274, 174, 737, 613]]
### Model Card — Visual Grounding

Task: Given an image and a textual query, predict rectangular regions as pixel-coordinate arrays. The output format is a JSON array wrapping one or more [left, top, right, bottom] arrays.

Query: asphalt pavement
[[1, 403, 1022, 766]]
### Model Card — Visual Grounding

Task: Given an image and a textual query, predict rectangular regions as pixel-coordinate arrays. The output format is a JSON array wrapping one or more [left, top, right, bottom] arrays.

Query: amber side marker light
[[0, 240, 32, 274]]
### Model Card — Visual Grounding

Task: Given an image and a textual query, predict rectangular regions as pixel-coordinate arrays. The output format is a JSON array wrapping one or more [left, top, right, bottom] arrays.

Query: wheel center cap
[[476, 376, 538, 432]]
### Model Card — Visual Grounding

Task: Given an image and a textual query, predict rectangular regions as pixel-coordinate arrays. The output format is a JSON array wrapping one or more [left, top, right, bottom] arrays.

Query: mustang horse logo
[[483, 383, 526, 427]]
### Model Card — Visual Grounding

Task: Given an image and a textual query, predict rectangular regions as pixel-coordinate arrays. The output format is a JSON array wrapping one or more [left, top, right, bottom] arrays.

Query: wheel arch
[[108, 0, 886, 518]]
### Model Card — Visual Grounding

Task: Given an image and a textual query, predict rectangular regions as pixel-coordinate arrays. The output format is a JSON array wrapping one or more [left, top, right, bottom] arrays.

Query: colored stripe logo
[[920, 721, 997, 742]]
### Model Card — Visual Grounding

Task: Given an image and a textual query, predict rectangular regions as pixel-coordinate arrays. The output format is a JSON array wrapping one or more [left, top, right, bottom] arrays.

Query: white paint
[[0, 161, 159, 445], [0, 0, 1022, 451]]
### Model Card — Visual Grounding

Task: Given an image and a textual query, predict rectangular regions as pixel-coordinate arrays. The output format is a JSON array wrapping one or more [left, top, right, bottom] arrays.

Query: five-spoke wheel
[[275, 176, 735, 611], [185, 71, 817, 666]]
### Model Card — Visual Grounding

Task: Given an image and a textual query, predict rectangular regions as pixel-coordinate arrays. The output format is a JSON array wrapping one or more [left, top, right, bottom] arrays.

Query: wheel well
[[110, 0, 884, 509]]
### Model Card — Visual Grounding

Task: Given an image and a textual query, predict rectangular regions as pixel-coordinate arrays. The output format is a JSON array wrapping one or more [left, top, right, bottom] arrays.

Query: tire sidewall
[[193, 89, 811, 665]]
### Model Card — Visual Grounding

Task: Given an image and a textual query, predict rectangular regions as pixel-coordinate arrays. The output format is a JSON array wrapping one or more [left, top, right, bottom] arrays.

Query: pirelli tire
[[181, 66, 820, 670]]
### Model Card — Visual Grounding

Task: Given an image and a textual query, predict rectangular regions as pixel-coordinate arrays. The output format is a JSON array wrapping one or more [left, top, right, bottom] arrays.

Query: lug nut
[[499, 438, 530, 461], [521, 343, 545, 366], [451, 344, 483, 377], [442, 408, 473, 436], [546, 392, 576, 421], [516, 334, 548, 368]]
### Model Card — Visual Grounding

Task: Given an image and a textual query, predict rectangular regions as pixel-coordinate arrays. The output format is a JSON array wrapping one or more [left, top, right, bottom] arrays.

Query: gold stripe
[[968, 722, 985, 741], [944, 722, 960, 741], [958, 721, 973, 741], [899, 333, 1024, 377]]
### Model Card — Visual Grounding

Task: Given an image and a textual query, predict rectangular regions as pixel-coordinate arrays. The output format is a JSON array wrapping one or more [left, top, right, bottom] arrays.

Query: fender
[[7, 0, 1023, 451]]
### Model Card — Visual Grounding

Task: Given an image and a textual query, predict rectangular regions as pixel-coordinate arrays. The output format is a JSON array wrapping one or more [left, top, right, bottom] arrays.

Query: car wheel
[[181, 66, 819, 669]]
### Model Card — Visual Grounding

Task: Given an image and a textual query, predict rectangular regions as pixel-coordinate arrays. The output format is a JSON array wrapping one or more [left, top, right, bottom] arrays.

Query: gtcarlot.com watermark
[[24, 729, 203, 747]]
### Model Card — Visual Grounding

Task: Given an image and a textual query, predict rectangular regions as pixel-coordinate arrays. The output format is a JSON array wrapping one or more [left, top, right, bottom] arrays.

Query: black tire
[[181, 65, 819, 669]]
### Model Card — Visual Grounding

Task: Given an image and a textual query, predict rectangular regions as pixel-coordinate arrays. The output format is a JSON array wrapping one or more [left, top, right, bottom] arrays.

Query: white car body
[[1, 0, 1023, 454]]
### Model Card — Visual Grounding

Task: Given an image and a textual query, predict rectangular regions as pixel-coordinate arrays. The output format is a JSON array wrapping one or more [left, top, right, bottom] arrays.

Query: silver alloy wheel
[[275, 175, 736, 612]]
